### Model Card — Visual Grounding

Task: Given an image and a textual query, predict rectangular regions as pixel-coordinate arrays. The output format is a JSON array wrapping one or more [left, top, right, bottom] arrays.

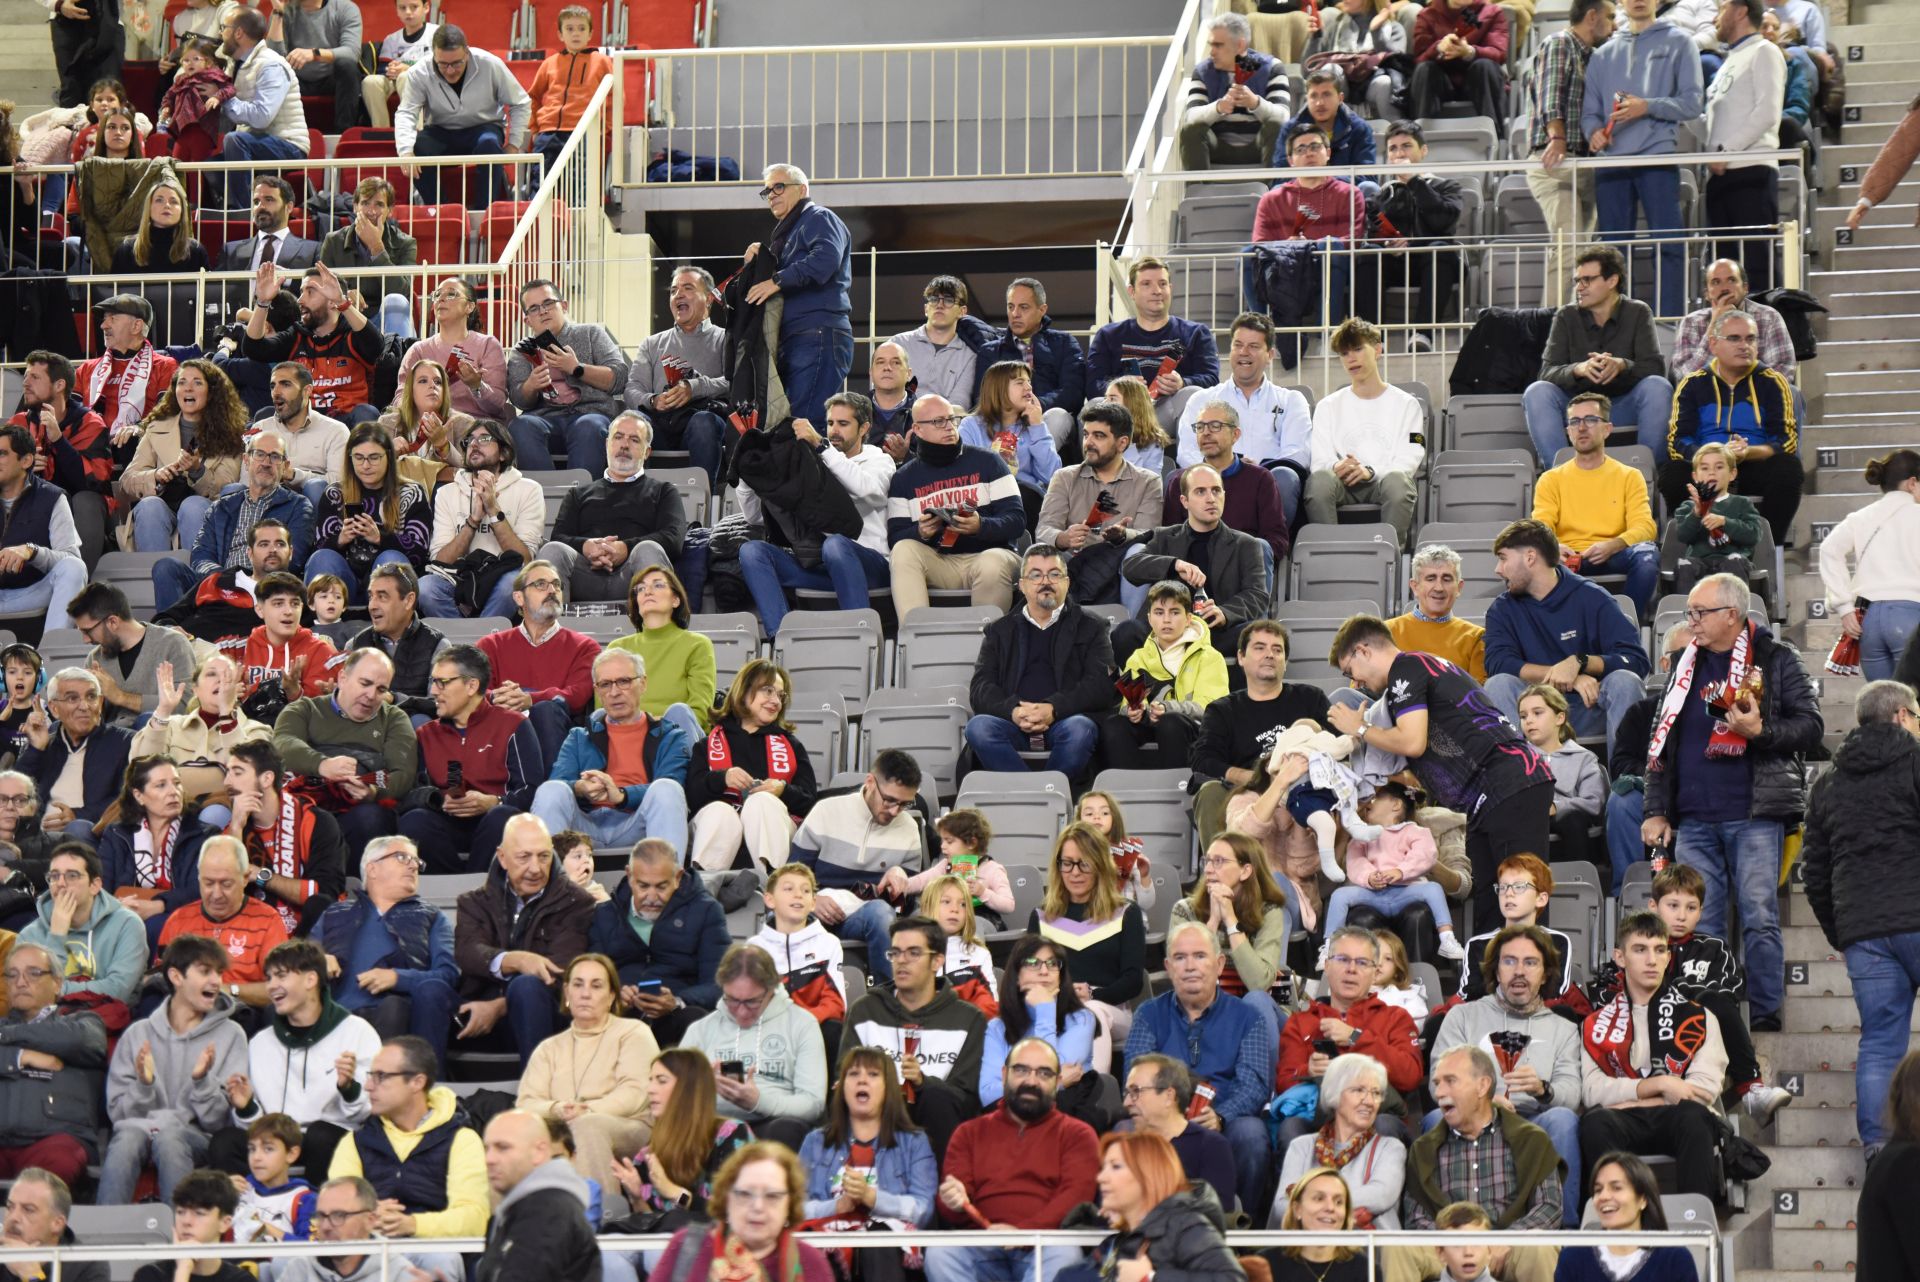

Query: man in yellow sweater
[[1530, 391, 1659, 618], [1388, 544, 1488, 680]]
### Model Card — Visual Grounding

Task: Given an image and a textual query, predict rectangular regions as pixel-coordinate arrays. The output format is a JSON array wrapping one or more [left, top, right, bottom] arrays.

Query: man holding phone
[[1273, 927, 1423, 1151], [586, 838, 728, 1047], [884, 395, 1025, 616]]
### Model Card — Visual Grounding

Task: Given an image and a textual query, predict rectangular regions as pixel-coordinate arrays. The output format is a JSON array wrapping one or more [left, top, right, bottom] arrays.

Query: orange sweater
[[530, 49, 614, 133]]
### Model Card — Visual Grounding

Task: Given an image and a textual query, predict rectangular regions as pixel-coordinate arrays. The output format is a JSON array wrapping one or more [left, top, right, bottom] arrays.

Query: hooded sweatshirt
[[475, 1156, 598, 1282], [845, 982, 987, 1102], [428, 466, 546, 561], [232, 992, 381, 1129], [1120, 621, 1230, 719], [747, 916, 848, 1023], [1543, 740, 1607, 816], [1432, 993, 1585, 1117], [328, 1084, 490, 1238], [220, 626, 343, 706], [682, 987, 829, 1126], [1484, 567, 1652, 682], [18, 888, 148, 1003], [1579, 19, 1706, 156], [106, 992, 252, 1131]]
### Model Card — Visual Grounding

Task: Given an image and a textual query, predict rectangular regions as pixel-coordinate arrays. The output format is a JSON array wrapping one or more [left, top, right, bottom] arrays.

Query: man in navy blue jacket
[[587, 838, 729, 1046], [1087, 257, 1220, 441], [1484, 518, 1651, 754], [1272, 67, 1379, 186], [956, 278, 1088, 453], [744, 164, 852, 425]]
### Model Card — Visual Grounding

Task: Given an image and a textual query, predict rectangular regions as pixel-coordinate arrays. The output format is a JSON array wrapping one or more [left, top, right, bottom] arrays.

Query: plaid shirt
[[1529, 29, 1593, 156], [1671, 300, 1798, 380], [1403, 1121, 1564, 1231]]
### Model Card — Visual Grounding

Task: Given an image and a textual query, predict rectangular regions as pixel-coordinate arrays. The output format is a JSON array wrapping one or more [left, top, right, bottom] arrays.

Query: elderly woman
[[1091, 1130, 1244, 1282], [651, 1141, 836, 1282], [96, 757, 215, 952], [0, 771, 53, 929], [1271, 1052, 1405, 1231], [1265, 1167, 1370, 1282], [1169, 830, 1293, 1042], [129, 653, 272, 828], [519, 951, 660, 1209]]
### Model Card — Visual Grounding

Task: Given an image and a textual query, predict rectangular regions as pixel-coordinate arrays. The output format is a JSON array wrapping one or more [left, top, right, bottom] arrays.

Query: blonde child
[[903, 808, 1013, 929], [304, 574, 358, 648], [1320, 782, 1465, 964], [1671, 441, 1762, 591], [747, 862, 849, 1029], [1371, 927, 1430, 1020], [1515, 683, 1606, 871], [918, 874, 998, 1019], [1076, 790, 1155, 911]]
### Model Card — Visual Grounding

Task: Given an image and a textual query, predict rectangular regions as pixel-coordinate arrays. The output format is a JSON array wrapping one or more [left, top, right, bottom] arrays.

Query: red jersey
[[219, 626, 344, 702], [157, 898, 290, 984]]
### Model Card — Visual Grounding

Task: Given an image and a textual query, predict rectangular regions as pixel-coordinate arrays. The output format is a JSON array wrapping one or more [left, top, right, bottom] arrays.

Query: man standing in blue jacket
[[957, 278, 1088, 454], [745, 164, 853, 425], [1484, 518, 1651, 754], [1087, 257, 1220, 441], [1581, 0, 1704, 318]]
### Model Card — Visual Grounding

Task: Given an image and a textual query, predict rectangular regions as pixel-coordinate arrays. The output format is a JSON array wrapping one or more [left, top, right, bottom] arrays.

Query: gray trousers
[[1302, 468, 1419, 544], [538, 539, 671, 604]]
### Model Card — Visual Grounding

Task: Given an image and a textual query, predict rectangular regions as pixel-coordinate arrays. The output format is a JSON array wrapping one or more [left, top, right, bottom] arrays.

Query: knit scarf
[[86, 343, 153, 431], [1314, 1125, 1382, 1228], [132, 817, 178, 889], [1581, 983, 1709, 1081], [1646, 622, 1755, 770], [702, 1227, 805, 1282], [706, 724, 798, 805]]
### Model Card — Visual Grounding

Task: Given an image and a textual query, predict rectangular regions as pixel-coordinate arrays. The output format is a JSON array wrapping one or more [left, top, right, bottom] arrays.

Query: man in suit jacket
[[216, 177, 322, 312], [1118, 463, 1271, 658]]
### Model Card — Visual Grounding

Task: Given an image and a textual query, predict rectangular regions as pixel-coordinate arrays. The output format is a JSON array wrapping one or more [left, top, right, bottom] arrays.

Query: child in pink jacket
[[1320, 782, 1467, 962], [902, 808, 1016, 931]]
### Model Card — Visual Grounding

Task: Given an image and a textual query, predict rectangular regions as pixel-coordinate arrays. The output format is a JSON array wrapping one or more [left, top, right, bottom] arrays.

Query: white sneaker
[[1315, 942, 1331, 974], [1436, 933, 1467, 961], [1744, 1084, 1793, 1124]]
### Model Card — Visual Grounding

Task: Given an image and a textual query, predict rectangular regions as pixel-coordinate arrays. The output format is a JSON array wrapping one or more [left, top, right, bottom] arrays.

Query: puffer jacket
[[1643, 626, 1823, 824], [1097, 1184, 1246, 1282], [453, 856, 596, 1002], [1802, 721, 1920, 950]]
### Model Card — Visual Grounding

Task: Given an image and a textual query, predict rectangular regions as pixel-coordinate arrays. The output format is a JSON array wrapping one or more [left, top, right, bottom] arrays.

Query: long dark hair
[[1591, 1152, 1669, 1230], [113, 755, 177, 826], [1884, 1049, 1920, 1144], [818, 1046, 921, 1149], [1865, 449, 1920, 493], [341, 422, 402, 530], [995, 934, 1086, 1043], [648, 1046, 721, 1191], [143, 359, 248, 458]]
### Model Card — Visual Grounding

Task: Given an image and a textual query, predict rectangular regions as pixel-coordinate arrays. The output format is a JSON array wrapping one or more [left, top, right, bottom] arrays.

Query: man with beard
[[1189, 619, 1330, 847], [156, 836, 293, 1009], [531, 650, 691, 857], [1274, 926, 1423, 1150], [260, 363, 349, 508], [214, 9, 311, 209], [623, 265, 730, 487], [1670, 258, 1794, 380], [153, 431, 315, 617], [924, 1037, 1099, 1282], [67, 581, 197, 727], [958, 277, 1087, 452], [504, 279, 629, 477], [421, 420, 544, 621], [886, 394, 1024, 616], [274, 650, 416, 866], [0, 423, 86, 630], [536, 413, 685, 606], [742, 165, 852, 426], [1388, 545, 1488, 681], [216, 178, 322, 311], [346, 563, 447, 722], [477, 561, 602, 762], [0, 1170, 108, 1282], [17, 674, 134, 844], [1034, 401, 1160, 607], [7, 352, 111, 575], [587, 837, 727, 1046], [242, 263, 385, 427], [401, 647, 544, 871], [0, 941, 111, 1186], [222, 740, 347, 938], [1431, 925, 1586, 1226], [158, 516, 306, 646], [219, 572, 342, 723], [78, 296, 176, 449]]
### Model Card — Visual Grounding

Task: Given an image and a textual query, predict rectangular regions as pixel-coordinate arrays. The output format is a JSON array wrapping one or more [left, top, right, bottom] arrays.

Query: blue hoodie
[[1484, 567, 1652, 681], [1580, 20, 1704, 156]]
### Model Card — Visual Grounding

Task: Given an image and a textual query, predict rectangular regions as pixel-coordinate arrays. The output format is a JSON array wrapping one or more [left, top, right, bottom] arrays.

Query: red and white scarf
[[706, 724, 798, 805], [132, 818, 178, 889], [85, 343, 154, 431], [1646, 621, 1755, 772]]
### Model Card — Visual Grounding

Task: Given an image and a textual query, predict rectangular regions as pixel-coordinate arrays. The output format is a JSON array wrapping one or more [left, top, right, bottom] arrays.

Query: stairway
[[0, 0, 59, 119], [1725, 4, 1919, 1277]]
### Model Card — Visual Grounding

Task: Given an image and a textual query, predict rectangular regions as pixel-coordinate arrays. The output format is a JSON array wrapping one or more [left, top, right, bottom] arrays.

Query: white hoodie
[[232, 997, 382, 1131], [427, 465, 545, 560]]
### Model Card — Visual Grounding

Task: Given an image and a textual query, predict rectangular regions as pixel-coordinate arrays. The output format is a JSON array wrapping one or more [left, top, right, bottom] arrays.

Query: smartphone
[[719, 1060, 746, 1081], [1313, 1038, 1341, 1059], [531, 330, 561, 352], [632, 978, 663, 993]]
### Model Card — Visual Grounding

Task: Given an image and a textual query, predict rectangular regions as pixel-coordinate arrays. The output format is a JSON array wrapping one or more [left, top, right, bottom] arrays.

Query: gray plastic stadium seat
[[524, 468, 592, 538], [1272, 599, 1380, 680], [97, 549, 188, 619], [1412, 521, 1507, 596], [1442, 394, 1530, 453], [1092, 766, 1196, 886], [1580, 1195, 1715, 1278], [564, 612, 639, 643], [1426, 450, 1534, 526], [954, 770, 1073, 867], [420, 871, 489, 911], [690, 611, 763, 694], [989, 863, 1051, 942], [896, 605, 1003, 690], [1548, 860, 1605, 973], [1177, 194, 1259, 245], [1551, 444, 1658, 492], [650, 465, 713, 529], [432, 616, 512, 643], [859, 684, 971, 800], [773, 608, 883, 717], [787, 690, 847, 779], [1290, 524, 1402, 609], [37, 627, 94, 669]]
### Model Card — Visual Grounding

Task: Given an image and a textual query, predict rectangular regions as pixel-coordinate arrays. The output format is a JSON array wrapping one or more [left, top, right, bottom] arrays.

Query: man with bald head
[[274, 649, 418, 865], [478, 1111, 600, 1282], [156, 835, 292, 1008], [884, 393, 1025, 615], [1118, 461, 1270, 658], [1670, 258, 1796, 380], [865, 340, 919, 451]]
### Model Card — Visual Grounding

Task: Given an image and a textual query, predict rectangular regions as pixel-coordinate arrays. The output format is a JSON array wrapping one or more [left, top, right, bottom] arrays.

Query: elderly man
[[396, 25, 531, 207], [16, 668, 134, 841], [1662, 309, 1803, 544], [347, 564, 447, 722], [925, 1037, 1100, 1282], [241, 265, 385, 428], [884, 394, 1024, 615], [79, 295, 176, 433], [315, 837, 459, 1071], [420, 420, 545, 621], [260, 362, 350, 505], [1432, 925, 1586, 1226], [0, 941, 109, 1185], [153, 432, 315, 618], [1801, 680, 1920, 1159], [477, 562, 603, 762], [744, 165, 852, 425], [0, 1170, 109, 1282], [957, 278, 1088, 450], [401, 645, 543, 871], [1121, 921, 1277, 1220], [0, 422, 86, 626], [476, 1111, 601, 1282], [1393, 1046, 1563, 1282], [223, 739, 347, 937], [889, 276, 978, 408], [536, 413, 684, 606], [1643, 572, 1821, 1034], [1671, 259, 1795, 380], [327, 1035, 487, 1276], [155, 835, 293, 1007], [1276, 927, 1422, 1147], [1522, 245, 1673, 467], [624, 265, 730, 486], [505, 279, 630, 477], [453, 813, 595, 1067], [68, 582, 197, 727], [1120, 463, 1271, 656], [1530, 392, 1661, 616], [276, 1176, 436, 1282], [587, 838, 728, 1046], [98, 933, 252, 1204], [530, 649, 693, 855], [683, 944, 828, 1148], [1388, 545, 1488, 680], [1123, 1054, 1237, 1216], [1034, 400, 1161, 606], [1178, 12, 1290, 170], [274, 649, 417, 865], [1088, 257, 1220, 437]]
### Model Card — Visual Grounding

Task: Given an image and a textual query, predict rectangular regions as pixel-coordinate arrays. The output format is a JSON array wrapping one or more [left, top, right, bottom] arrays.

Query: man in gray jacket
[[477, 1111, 601, 1282], [396, 25, 532, 208], [0, 942, 109, 1189], [97, 935, 252, 1204], [268, 0, 365, 133], [623, 265, 731, 487], [1430, 924, 1585, 1226], [506, 279, 631, 477], [1118, 464, 1270, 658], [1036, 400, 1162, 606], [274, 1176, 432, 1282]]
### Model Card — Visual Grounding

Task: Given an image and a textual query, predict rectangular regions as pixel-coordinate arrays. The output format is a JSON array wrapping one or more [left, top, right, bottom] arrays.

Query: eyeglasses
[[349, 452, 388, 466], [756, 182, 791, 201], [1058, 858, 1094, 874], [0, 794, 30, 808], [45, 869, 91, 884], [1192, 420, 1234, 434], [873, 790, 915, 813], [1497, 955, 1544, 970], [911, 415, 964, 430], [521, 578, 563, 593], [311, 1210, 373, 1229], [3, 967, 52, 983], [1494, 881, 1539, 896], [884, 947, 930, 963], [923, 294, 961, 307], [1718, 333, 1756, 345], [363, 1069, 423, 1085], [427, 675, 474, 690], [365, 853, 423, 871], [723, 991, 772, 1013], [1325, 953, 1375, 969], [246, 449, 286, 462], [1022, 570, 1067, 584], [728, 1187, 789, 1206], [1344, 1086, 1386, 1102], [594, 676, 638, 693], [1007, 1063, 1060, 1082], [1685, 605, 1737, 623], [1290, 140, 1330, 154], [431, 57, 467, 72], [1573, 272, 1605, 285], [1565, 415, 1608, 428], [1201, 855, 1240, 872], [1019, 956, 1062, 972], [522, 298, 561, 316], [1121, 1085, 1166, 1100]]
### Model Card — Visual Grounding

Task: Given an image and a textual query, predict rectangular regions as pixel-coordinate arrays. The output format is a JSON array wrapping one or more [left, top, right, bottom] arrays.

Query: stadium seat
[[895, 605, 1002, 690], [1411, 521, 1507, 595], [689, 611, 763, 693], [1442, 394, 1530, 453], [97, 549, 188, 618], [650, 465, 712, 528], [1425, 449, 1534, 525], [954, 771, 1073, 867], [524, 468, 593, 536], [772, 609, 883, 717], [392, 203, 469, 265], [1551, 444, 1658, 493], [1176, 194, 1259, 245], [858, 685, 971, 799], [786, 689, 847, 778], [1271, 599, 1382, 680], [1289, 524, 1402, 609], [37, 628, 93, 669], [986, 863, 1051, 944], [432, 616, 514, 643], [562, 611, 637, 643], [420, 872, 490, 910], [1548, 860, 1605, 973]]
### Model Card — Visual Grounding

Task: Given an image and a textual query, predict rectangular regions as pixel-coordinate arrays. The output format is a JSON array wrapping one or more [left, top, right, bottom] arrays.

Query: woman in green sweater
[[610, 562, 716, 745]]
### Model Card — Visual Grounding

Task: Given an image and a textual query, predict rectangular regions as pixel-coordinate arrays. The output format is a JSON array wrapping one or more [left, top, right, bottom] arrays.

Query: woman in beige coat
[[518, 952, 661, 1203], [129, 652, 272, 827], [118, 359, 248, 553]]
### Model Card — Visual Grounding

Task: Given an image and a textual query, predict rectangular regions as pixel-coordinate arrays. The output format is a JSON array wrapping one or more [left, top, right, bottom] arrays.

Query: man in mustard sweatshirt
[[1530, 391, 1660, 617]]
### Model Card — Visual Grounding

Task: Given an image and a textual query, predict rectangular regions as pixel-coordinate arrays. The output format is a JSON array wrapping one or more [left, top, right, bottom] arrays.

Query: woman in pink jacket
[[1318, 782, 1467, 962]]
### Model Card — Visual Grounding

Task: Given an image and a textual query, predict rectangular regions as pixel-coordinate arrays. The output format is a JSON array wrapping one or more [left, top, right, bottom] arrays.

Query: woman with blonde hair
[[1105, 374, 1171, 473], [110, 174, 204, 271], [1169, 830, 1294, 1040], [128, 651, 271, 826], [918, 873, 998, 1017], [1264, 1166, 1368, 1282], [1029, 821, 1146, 1064], [685, 659, 817, 873], [379, 358, 475, 489], [119, 359, 248, 553], [1093, 1130, 1244, 1282]]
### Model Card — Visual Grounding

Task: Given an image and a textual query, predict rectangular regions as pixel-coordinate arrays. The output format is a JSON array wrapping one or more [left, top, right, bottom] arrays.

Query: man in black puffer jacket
[[1799, 678, 1920, 1158], [476, 1111, 600, 1282]]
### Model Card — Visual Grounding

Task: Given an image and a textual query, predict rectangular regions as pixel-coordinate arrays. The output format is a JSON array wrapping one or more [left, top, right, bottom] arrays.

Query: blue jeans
[[96, 1117, 210, 1204], [530, 777, 689, 858], [503, 971, 560, 1065], [1605, 788, 1646, 891], [131, 494, 213, 555], [1487, 668, 1644, 757], [304, 547, 410, 603], [672, 410, 728, 488], [370, 977, 459, 1073], [965, 713, 1098, 778], [837, 898, 897, 983], [1676, 817, 1784, 1018], [1578, 544, 1661, 618], [533, 129, 567, 174], [1843, 932, 1920, 1148], [1269, 464, 1303, 528], [219, 131, 306, 208], [1593, 164, 1685, 318], [777, 326, 854, 425], [1862, 600, 1920, 682], [661, 702, 703, 747], [1323, 881, 1451, 936], [413, 123, 506, 207], [511, 409, 611, 474], [924, 1244, 1077, 1282], [417, 568, 517, 620], [1522, 376, 1678, 466], [738, 535, 889, 635], [154, 556, 204, 611], [0, 559, 85, 633]]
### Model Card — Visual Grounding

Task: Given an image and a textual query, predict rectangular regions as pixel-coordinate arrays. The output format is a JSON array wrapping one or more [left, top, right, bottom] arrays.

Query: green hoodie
[[18, 887, 148, 1004]]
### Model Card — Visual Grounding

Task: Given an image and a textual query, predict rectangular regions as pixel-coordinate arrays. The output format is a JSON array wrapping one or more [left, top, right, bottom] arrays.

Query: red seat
[[301, 94, 335, 134], [622, 55, 654, 125], [121, 61, 163, 117], [334, 130, 412, 197], [627, 0, 696, 48], [504, 54, 544, 92], [198, 217, 251, 260], [459, 0, 518, 50], [392, 203, 467, 265], [477, 201, 530, 260]]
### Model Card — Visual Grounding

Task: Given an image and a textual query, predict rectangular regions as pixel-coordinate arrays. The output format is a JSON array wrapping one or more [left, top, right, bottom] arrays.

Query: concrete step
[[1816, 385, 1920, 415], [1838, 98, 1916, 127], [1775, 1068, 1857, 1110], [1813, 336, 1920, 370], [1801, 416, 1920, 444], [1835, 221, 1920, 249], [1747, 1142, 1866, 1196], [1776, 1104, 1862, 1148], [1736, 1273, 1838, 1282], [1827, 241, 1920, 271], [1816, 289, 1920, 318], [1818, 313, 1920, 342], [1753, 1030, 1860, 1071], [1781, 996, 1886, 1034], [1768, 1225, 1858, 1272], [1781, 924, 1847, 964], [1787, 960, 1853, 998], [1830, 58, 1916, 86], [1794, 491, 1884, 539], [1765, 1185, 1863, 1227]]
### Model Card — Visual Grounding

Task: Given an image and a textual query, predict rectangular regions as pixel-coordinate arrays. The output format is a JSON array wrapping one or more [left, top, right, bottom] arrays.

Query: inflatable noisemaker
[[1116, 674, 1150, 710], [1489, 1030, 1532, 1076], [1826, 632, 1862, 677]]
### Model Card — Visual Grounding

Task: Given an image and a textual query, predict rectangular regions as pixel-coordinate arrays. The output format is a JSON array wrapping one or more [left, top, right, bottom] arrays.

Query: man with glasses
[[422, 420, 545, 621], [684, 944, 828, 1148], [16, 670, 134, 845], [395, 24, 531, 208], [1121, 921, 1278, 1217], [1660, 309, 1803, 544], [624, 266, 731, 487], [450, 813, 595, 1067], [1120, 461, 1270, 658], [1522, 244, 1673, 468], [1035, 400, 1160, 606], [476, 1112, 601, 1282], [888, 276, 979, 407], [1530, 392, 1661, 617], [476, 560, 604, 762], [1180, 13, 1291, 171], [741, 164, 852, 426], [531, 650, 693, 856], [925, 1036, 1098, 1282], [587, 838, 728, 1046], [1273, 927, 1421, 1150], [505, 279, 629, 476], [538, 413, 685, 607], [154, 837, 292, 1012], [885, 393, 1024, 615], [401, 647, 544, 871], [845, 915, 987, 1156], [789, 749, 925, 985], [216, 8, 311, 212], [1642, 572, 1821, 1035], [153, 427, 315, 616], [66, 580, 197, 727], [1122, 1054, 1237, 1214], [1174, 314, 1312, 523], [0, 1169, 108, 1282], [0, 940, 109, 1186], [0, 772, 51, 876], [327, 1034, 487, 1279], [1670, 258, 1795, 381], [276, 1176, 436, 1282], [963, 544, 1113, 780], [315, 836, 459, 1073], [274, 649, 416, 865]]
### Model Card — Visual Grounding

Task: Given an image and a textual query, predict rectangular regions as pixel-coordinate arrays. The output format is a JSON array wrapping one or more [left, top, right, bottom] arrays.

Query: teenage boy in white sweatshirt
[[1303, 317, 1425, 544], [1703, 0, 1787, 292]]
